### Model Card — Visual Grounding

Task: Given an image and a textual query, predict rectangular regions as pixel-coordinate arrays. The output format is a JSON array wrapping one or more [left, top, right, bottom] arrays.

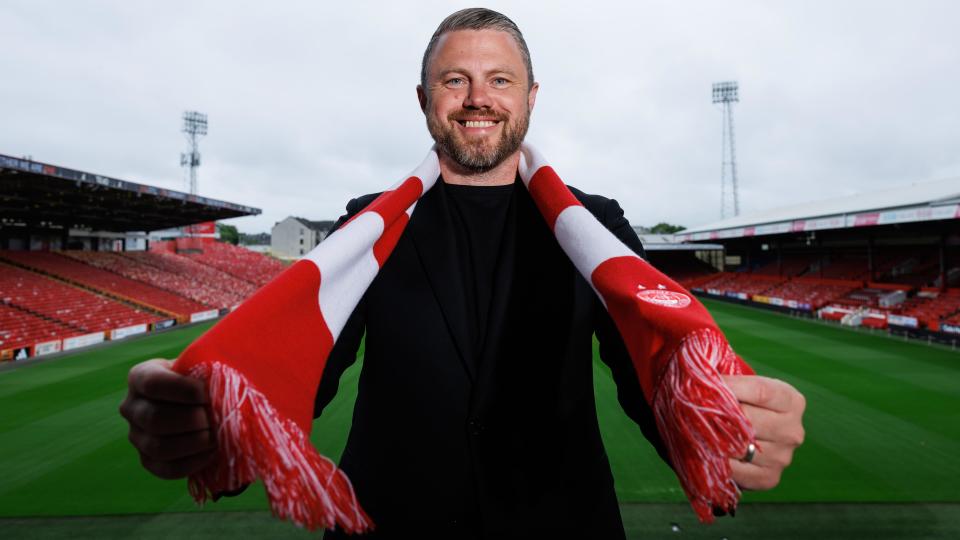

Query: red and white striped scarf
[[173, 142, 755, 533]]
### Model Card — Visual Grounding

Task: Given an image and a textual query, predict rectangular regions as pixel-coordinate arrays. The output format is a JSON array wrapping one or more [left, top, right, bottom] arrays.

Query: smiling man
[[120, 8, 805, 539]]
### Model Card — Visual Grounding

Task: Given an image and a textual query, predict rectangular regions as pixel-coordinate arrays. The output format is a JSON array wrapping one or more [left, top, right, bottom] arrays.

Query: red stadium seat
[[180, 242, 285, 287], [0, 251, 207, 317], [0, 263, 163, 345]]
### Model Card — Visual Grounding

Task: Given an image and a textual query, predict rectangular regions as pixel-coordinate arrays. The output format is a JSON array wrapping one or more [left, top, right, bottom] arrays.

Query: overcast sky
[[2, 0, 958, 234]]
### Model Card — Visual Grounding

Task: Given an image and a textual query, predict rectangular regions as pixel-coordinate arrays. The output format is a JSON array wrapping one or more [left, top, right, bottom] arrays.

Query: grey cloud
[[2, 0, 958, 233]]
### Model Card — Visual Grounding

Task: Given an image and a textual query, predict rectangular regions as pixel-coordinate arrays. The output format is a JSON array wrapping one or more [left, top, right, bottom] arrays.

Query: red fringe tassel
[[185, 362, 373, 533], [652, 328, 755, 523]]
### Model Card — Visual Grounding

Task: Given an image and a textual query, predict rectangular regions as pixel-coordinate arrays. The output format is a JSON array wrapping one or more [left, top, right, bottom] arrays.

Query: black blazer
[[316, 179, 667, 540]]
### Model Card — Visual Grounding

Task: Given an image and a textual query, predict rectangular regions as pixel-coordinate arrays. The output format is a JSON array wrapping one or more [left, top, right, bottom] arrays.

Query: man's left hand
[[723, 375, 806, 491]]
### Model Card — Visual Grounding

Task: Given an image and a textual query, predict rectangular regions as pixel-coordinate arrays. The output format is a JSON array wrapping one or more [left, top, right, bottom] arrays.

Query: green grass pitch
[[1, 298, 958, 538]]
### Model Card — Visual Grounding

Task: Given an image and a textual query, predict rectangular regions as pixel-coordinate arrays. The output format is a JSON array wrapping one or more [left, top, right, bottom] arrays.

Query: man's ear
[[417, 85, 428, 113], [527, 82, 540, 112]]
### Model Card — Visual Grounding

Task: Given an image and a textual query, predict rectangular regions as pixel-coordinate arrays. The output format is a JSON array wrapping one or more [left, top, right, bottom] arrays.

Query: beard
[[426, 105, 530, 172]]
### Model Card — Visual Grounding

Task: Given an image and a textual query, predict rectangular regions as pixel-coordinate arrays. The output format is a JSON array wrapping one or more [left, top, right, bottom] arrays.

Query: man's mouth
[[459, 119, 498, 128]]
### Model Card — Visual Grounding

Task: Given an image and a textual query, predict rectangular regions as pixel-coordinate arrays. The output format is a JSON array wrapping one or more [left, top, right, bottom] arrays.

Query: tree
[[217, 223, 239, 245], [648, 222, 686, 234]]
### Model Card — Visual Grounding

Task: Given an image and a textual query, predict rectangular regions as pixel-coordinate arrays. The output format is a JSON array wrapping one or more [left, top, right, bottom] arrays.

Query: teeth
[[464, 120, 496, 128]]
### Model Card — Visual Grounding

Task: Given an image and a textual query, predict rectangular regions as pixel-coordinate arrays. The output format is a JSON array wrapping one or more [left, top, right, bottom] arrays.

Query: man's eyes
[[443, 77, 511, 88]]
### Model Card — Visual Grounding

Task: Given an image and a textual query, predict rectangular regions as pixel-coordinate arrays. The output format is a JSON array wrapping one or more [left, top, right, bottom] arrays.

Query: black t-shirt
[[443, 181, 516, 364]]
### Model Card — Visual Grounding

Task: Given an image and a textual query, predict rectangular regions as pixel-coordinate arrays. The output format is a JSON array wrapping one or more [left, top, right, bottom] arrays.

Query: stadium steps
[[0, 300, 87, 334], [59, 251, 226, 307], [0, 261, 162, 334], [753, 253, 817, 277], [62, 251, 234, 308], [0, 255, 174, 318], [179, 242, 284, 287], [119, 251, 255, 307], [0, 252, 186, 318], [0, 303, 78, 351], [188, 256, 261, 286], [696, 272, 785, 296]]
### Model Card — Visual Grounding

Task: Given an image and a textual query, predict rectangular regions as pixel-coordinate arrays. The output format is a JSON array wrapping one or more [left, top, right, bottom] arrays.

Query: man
[[120, 8, 805, 539]]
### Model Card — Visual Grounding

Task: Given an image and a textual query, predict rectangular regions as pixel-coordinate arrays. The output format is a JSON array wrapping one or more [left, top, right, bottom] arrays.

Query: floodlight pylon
[[180, 111, 208, 195], [712, 82, 740, 219]]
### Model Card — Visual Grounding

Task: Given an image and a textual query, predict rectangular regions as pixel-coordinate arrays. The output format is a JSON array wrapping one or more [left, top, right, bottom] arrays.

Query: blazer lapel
[[408, 181, 476, 382]]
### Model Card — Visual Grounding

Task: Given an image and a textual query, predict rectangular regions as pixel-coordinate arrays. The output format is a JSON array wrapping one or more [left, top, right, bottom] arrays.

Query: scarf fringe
[[185, 362, 373, 533], [652, 328, 754, 523]]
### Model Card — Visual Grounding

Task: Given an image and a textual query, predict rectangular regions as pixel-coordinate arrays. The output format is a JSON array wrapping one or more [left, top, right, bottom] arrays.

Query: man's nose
[[463, 82, 493, 109]]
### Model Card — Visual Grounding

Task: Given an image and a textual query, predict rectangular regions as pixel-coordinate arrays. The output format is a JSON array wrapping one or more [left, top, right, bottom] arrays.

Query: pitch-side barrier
[[0, 306, 237, 363]]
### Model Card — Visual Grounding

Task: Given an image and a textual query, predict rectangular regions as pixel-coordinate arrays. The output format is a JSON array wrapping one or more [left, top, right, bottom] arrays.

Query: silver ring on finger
[[741, 442, 757, 463]]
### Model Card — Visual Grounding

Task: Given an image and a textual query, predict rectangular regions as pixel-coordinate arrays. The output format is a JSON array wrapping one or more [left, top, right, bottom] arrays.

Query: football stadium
[[2, 149, 959, 539], [3, 2, 960, 538]]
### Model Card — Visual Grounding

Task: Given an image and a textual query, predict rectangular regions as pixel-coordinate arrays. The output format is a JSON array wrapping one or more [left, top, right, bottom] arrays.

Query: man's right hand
[[119, 358, 216, 479]]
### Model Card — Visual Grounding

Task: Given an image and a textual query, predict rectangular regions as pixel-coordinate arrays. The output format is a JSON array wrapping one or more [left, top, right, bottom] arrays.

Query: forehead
[[427, 29, 526, 78]]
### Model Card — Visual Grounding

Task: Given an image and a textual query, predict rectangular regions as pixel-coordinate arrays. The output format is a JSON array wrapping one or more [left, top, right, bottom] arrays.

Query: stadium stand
[[696, 272, 785, 296], [926, 291, 960, 327], [759, 278, 861, 311], [125, 251, 258, 303], [648, 251, 717, 288], [873, 248, 918, 279], [0, 263, 161, 336], [639, 233, 960, 333], [891, 290, 958, 330], [0, 251, 208, 317], [6, 146, 960, 356], [675, 262, 960, 332], [0, 302, 78, 352], [746, 249, 953, 287], [0, 153, 273, 361], [181, 241, 285, 286], [818, 253, 869, 280], [832, 287, 889, 309], [877, 250, 942, 287], [670, 256, 960, 330], [752, 253, 817, 277], [60, 251, 251, 309], [670, 175, 960, 339]]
